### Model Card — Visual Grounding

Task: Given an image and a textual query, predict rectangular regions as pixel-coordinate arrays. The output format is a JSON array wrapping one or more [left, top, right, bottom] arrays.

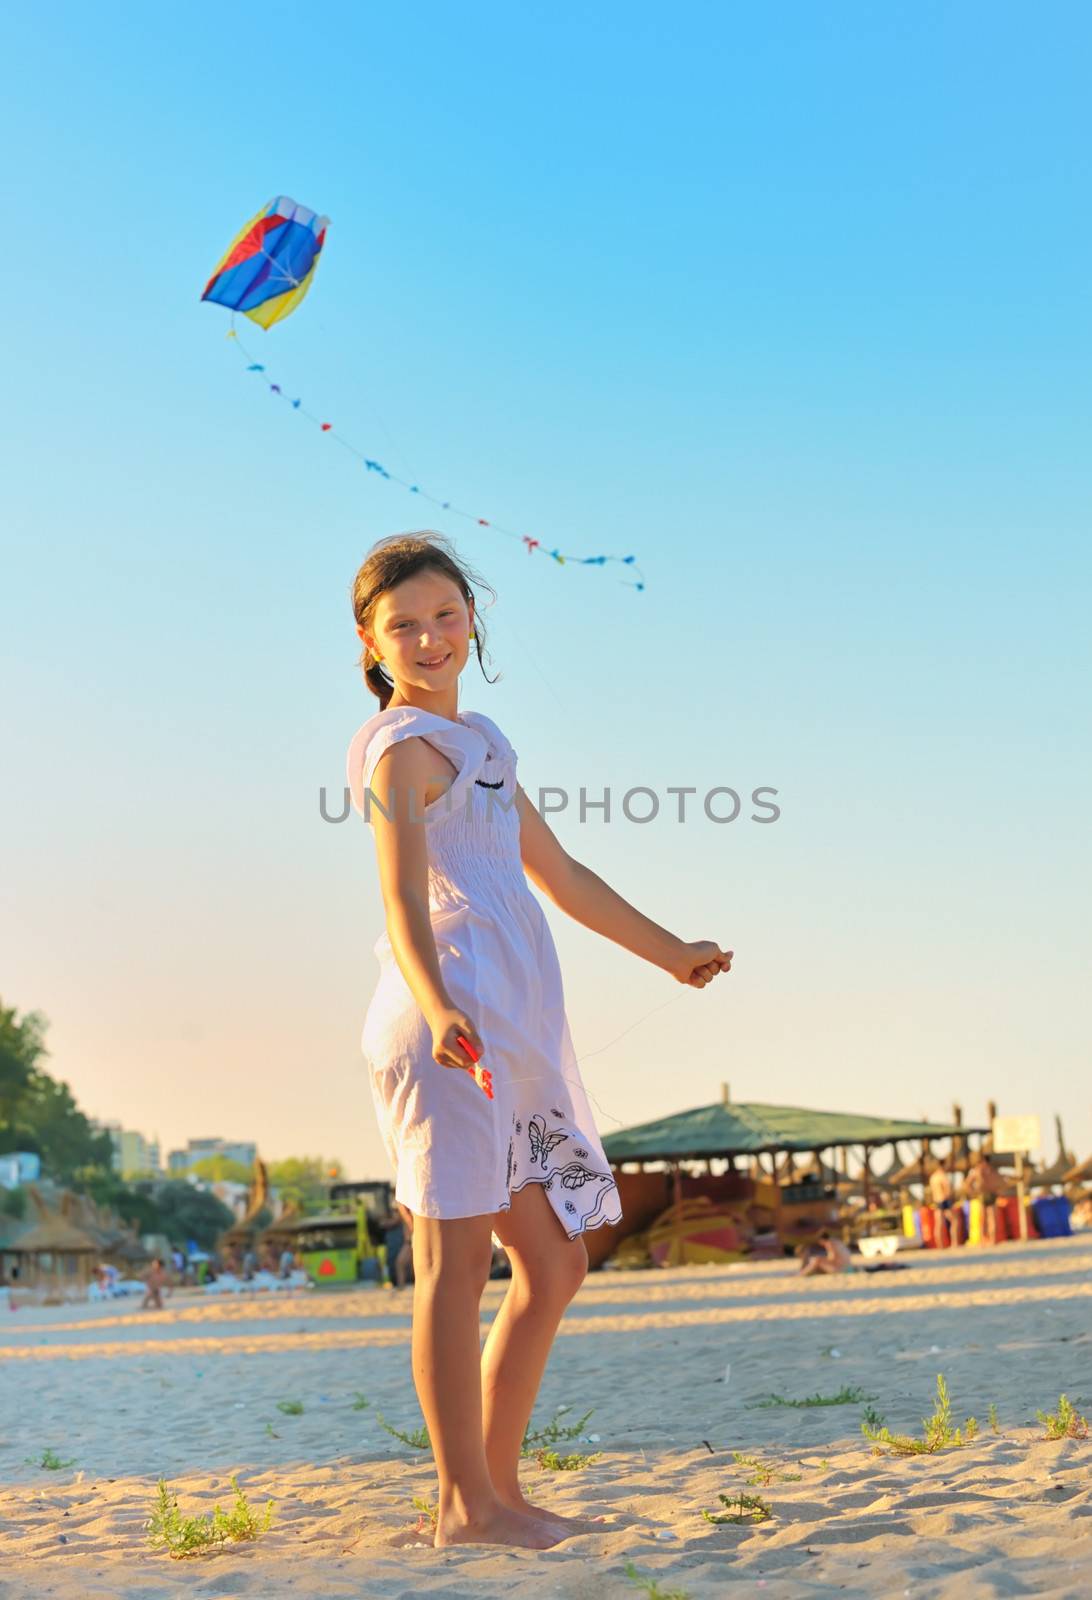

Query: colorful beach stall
[[597, 1091, 986, 1268]]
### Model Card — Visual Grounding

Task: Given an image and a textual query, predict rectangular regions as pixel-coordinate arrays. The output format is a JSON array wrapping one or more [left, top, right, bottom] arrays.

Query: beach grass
[[730, 1451, 801, 1487], [146, 1475, 274, 1559], [862, 1374, 979, 1456], [702, 1490, 772, 1525], [747, 1385, 874, 1410], [521, 1404, 595, 1455], [1036, 1395, 1088, 1441], [26, 1448, 76, 1471], [376, 1411, 431, 1450], [623, 1560, 691, 1599], [411, 1494, 438, 1531], [534, 1447, 602, 1471]]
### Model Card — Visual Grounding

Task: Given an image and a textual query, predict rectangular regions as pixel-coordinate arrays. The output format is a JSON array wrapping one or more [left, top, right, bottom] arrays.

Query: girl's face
[[359, 570, 474, 692]]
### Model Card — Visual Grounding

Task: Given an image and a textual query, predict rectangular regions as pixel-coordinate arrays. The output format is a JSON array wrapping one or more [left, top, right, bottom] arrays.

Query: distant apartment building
[[166, 1137, 257, 1173], [0, 1151, 41, 1189], [92, 1122, 161, 1178]]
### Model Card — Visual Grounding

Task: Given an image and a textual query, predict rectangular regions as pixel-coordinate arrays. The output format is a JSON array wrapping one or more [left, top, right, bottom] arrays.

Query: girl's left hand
[[670, 940, 733, 988]]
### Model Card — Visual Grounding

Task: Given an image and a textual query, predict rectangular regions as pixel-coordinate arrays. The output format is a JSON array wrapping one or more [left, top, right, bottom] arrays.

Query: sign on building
[[991, 1115, 1041, 1155]]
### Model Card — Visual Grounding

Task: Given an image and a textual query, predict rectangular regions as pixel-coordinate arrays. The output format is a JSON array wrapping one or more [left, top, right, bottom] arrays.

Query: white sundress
[[346, 704, 623, 1242]]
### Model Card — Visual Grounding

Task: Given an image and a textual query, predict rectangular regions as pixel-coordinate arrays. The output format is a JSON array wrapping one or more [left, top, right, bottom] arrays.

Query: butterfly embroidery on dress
[[527, 1114, 569, 1169], [554, 1161, 613, 1192]]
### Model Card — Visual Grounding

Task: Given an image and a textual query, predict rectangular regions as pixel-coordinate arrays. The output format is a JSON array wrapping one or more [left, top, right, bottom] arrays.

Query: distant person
[[963, 1151, 1006, 1245], [142, 1257, 168, 1310], [381, 1202, 413, 1289], [278, 1246, 296, 1280], [241, 1246, 257, 1281], [928, 1157, 963, 1246], [798, 1230, 854, 1276]]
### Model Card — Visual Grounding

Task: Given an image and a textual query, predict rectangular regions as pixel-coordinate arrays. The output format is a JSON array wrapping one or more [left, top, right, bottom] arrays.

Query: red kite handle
[[456, 1033, 493, 1100]]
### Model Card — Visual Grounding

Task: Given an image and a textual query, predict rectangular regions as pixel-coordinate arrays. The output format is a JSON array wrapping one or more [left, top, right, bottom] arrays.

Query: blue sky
[[3, 2, 1089, 1174]]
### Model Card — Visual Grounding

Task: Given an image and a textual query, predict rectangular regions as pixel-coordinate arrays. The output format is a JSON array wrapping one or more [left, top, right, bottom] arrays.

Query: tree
[[149, 1181, 235, 1250], [266, 1157, 344, 1215], [0, 1002, 39, 1122], [0, 1000, 113, 1180], [81, 1170, 164, 1235], [188, 1156, 254, 1185]]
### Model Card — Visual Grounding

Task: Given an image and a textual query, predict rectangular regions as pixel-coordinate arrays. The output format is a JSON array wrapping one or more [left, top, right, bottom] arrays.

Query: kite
[[202, 196, 329, 328], [201, 197, 644, 588]]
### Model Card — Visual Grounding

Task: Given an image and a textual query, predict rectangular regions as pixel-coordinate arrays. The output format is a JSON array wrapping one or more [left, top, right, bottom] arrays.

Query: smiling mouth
[[418, 652, 452, 669]]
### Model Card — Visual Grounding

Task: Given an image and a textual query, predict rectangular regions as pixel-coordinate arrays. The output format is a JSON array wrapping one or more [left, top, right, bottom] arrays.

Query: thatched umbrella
[[1025, 1116, 1077, 1188], [13, 1216, 98, 1297]]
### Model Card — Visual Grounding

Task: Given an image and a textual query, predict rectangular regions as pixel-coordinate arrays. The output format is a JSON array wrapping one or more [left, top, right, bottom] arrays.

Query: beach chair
[[203, 1273, 245, 1294]]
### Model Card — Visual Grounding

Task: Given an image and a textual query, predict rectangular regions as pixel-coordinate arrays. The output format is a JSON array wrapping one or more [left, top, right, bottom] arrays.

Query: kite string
[[502, 989, 693, 1129]]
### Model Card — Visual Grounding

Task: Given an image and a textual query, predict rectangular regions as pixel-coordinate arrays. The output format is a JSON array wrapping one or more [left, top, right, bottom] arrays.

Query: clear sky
[[3, 2, 1089, 1176]]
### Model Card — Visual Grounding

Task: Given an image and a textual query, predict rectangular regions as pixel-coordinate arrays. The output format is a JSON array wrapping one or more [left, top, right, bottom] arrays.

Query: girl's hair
[[350, 531, 500, 710]]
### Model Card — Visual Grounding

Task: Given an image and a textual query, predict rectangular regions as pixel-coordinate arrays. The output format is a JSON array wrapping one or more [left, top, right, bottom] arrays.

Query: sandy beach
[[1, 1235, 1090, 1598]]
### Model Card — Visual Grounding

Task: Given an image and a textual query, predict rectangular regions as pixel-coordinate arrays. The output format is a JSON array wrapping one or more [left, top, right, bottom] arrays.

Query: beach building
[[595, 1091, 987, 1268], [166, 1137, 257, 1173], [92, 1122, 162, 1178], [0, 1151, 41, 1189]]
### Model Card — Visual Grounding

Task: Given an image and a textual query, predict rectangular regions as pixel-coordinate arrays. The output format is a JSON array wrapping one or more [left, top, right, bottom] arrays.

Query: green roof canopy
[[601, 1101, 985, 1164]]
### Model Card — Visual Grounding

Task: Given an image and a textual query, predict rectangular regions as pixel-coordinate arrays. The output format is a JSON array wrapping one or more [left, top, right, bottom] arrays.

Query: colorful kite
[[202, 196, 329, 328], [202, 197, 644, 589]]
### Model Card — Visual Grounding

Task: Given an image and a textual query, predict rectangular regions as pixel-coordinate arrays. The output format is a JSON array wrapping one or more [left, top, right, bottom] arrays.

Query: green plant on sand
[[275, 1399, 304, 1415], [535, 1447, 602, 1471], [747, 1385, 874, 1410], [702, 1490, 772, 1525], [862, 1374, 979, 1456], [521, 1404, 595, 1455], [146, 1476, 274, 1558], [730, 1451, 800, 1487], [26, 1448, 76, 1471], [1036, 1395, 1089, 1441], [411, 1494, 438, 1532], [622, 1560, 691, 1599], [375, 1410, 431, 1450]]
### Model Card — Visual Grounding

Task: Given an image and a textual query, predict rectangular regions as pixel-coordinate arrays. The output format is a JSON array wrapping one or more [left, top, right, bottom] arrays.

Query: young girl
[[346, 532, 732, 1550]]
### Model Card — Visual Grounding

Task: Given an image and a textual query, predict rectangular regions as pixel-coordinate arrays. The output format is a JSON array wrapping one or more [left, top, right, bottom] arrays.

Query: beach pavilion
[[591, 1092, 986, 1268], [9, 1215, 100, 1300]]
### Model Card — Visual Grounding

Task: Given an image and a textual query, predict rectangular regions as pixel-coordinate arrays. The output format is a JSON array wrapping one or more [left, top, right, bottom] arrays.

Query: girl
[[346, 532, 732, 1550]]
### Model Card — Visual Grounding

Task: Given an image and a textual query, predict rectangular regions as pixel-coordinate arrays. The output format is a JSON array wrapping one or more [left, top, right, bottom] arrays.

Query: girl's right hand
[[428, 1006, 486, 1071]]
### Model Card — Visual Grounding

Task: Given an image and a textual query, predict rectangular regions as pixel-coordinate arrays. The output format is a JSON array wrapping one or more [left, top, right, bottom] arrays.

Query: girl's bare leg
[[409, 1209, 564, 1549], [481, 1183, 597, 1527]]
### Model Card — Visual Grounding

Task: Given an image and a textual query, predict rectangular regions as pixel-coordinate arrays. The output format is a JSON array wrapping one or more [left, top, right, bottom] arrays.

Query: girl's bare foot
[[433, 1501, 567, 1549], [497, 1491, 605, 1532]]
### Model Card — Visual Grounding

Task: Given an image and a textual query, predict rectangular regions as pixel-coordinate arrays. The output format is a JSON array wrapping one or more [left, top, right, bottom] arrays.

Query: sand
[[1, 1234, 1090, 1598]]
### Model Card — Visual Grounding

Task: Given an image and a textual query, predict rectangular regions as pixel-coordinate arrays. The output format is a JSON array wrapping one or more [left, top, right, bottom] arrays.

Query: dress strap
[[459, 711, 518, 769], [346, 707, 488, 820]]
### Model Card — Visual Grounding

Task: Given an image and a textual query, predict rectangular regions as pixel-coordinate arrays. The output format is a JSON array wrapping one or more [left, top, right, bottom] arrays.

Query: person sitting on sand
[[963, 1150, 1006, 1245], [141, 1257, 167, 1310], [928, 1156, 964, 1247], [798, 1230, 854, 1276]]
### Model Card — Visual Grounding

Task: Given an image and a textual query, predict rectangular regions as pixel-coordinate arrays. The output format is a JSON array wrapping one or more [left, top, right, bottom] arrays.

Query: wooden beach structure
[[8, 1215, 99, 1300], [592, 1088, 987, 1269]]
